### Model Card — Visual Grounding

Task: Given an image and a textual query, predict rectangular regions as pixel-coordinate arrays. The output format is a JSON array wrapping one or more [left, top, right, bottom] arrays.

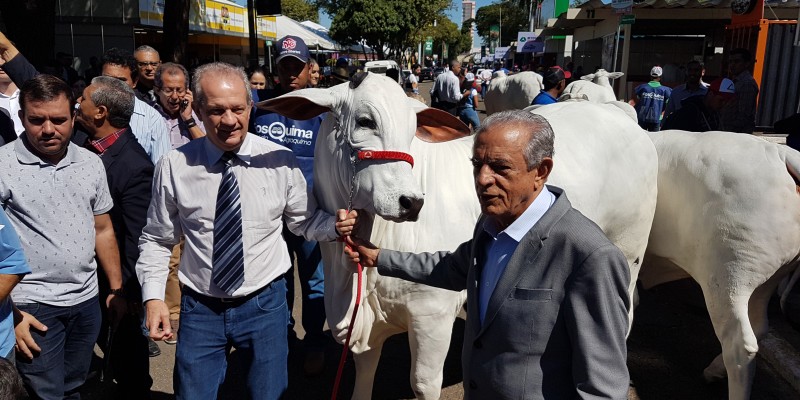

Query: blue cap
[[276, 35, 310, 64]]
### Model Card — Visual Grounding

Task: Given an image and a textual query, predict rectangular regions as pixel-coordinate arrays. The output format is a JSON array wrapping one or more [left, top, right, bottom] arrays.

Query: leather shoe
[[165, 319, 179, 345], [304, 350, 325, 377], [147, 337, 161, 357]]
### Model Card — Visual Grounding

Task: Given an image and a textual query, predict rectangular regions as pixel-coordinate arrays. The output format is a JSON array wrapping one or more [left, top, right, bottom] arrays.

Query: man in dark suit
[[345, 110, 631, 399], [75, 75, 155, 399]]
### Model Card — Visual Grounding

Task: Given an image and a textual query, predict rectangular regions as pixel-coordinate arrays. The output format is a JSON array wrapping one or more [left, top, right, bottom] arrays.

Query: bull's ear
[[256, 86, 339, 119], [608, 72, 624, 79], [581, 74, 595, 81], [415, 107, 471, 143]]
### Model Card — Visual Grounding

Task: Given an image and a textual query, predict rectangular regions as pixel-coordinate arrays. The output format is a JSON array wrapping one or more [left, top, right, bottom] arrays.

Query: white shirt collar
[[484, 185, 556, 242], [203, 132, 253, 166]]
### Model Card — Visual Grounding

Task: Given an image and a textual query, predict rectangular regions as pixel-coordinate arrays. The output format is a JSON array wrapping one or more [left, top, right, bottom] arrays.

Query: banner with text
[[494, 46, 511, 60], [516, 32, 543, 53]]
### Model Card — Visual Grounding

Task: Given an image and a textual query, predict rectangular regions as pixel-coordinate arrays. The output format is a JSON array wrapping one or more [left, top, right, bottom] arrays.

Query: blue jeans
[[174, 280, 289, 400], [458, 107, 481, 130], [283, 228, 326, 350], [15, 296, 101, 400]]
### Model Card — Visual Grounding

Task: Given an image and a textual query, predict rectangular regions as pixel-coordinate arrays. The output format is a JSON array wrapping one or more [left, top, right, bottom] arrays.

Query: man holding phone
[[153, 62, 205, 149]]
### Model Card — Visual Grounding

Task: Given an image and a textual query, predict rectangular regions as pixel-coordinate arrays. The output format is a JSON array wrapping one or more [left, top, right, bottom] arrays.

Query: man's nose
[[220, 110, 236, 125], [475, 165, 494, 186]]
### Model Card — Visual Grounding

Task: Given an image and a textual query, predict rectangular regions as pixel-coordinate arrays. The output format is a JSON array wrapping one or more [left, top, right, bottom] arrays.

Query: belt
[[184, 274, 284, 308]]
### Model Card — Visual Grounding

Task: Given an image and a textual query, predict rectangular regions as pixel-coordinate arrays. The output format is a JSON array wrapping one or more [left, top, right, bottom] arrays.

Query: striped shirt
[[130, 97, 172, 164], [136, 133, 338, 301]]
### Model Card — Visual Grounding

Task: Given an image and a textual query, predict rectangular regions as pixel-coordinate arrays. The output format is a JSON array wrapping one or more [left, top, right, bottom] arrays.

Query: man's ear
[[96, 105, 109, 123], [534, 157, 554, 187]]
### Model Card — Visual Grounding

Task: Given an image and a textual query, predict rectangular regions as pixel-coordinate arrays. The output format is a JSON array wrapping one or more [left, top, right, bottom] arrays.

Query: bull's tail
[[778, 146, 800, 310], [779, 146, 800, 191]]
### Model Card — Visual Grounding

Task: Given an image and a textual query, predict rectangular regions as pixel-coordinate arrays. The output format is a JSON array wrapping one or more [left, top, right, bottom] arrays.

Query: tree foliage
[[474, 1, 532, 47], [324, 0, 451, 60], [282, 0, 319, 23]]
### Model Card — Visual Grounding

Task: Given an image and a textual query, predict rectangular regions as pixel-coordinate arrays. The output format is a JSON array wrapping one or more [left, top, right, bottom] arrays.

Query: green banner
[[425, 36, 433, 55]]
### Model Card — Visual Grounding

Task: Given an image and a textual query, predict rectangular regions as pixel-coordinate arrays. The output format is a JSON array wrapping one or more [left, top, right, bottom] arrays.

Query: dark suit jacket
[[377, 186, 630, 400], [92, 129, 154, 301]]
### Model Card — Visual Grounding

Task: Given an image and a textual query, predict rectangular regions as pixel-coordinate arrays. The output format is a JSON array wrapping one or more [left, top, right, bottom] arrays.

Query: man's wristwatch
[[109, 288, 126, 297], [182, 117, 197, 128]]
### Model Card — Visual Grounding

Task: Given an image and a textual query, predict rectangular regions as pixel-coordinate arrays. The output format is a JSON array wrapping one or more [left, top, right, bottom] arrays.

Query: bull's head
[[258, 72, 468, 222]]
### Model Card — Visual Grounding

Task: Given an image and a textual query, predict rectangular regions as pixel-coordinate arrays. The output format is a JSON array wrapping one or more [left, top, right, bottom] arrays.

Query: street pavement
[[82, 80, 800, 399]]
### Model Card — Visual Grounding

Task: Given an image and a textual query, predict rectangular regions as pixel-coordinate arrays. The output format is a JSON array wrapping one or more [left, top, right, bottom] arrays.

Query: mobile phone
[[180, 99, 189, 109]]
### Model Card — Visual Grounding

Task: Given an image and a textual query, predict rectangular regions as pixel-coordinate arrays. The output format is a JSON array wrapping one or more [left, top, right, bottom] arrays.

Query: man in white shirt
[[0, 65, 22, 136], [136, 62, 356, 399], [430, 59, 470, 116]]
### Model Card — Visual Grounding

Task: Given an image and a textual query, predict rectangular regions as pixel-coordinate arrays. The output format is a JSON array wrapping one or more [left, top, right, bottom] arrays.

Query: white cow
[[262, 76, 659, 398], [559, 69, 623, 104], [645, 130, 800, 400], [260, 73, 476, 399], [484, 71, 543, 115]]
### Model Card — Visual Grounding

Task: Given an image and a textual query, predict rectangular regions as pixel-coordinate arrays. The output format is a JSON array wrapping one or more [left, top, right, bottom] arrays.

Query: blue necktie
[[212, 152, 245, 295]]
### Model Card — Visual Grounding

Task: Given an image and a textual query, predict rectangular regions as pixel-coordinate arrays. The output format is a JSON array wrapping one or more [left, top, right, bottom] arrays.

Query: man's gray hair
[[135, 45, 159, 56], [154, 62, 189, 89], [475, 110, 555, 170], [90, 76, 135, 128], [192, 62, 252, 108]]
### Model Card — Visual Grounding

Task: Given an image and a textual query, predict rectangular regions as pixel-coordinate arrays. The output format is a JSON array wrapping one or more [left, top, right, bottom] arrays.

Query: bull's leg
[[406, 314, 456, 400], [351, 344, 384, 400], [702, 286, 758, 400]]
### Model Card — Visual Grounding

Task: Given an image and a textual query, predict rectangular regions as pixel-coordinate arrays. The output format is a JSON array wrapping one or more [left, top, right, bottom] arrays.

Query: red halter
[[357, 150, 414, 167]]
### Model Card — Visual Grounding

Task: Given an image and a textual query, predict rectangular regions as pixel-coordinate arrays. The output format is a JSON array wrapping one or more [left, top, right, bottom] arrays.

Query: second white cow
[[645, 130, 800, 400], [484, 71, 543, 115]]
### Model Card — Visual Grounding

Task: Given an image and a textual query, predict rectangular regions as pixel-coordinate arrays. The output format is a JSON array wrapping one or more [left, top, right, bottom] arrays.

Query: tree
[[163, 0, 191, 65], [283, 0, 319, 23], [326, 0, 449, 61], [474, 1, 531, 47]]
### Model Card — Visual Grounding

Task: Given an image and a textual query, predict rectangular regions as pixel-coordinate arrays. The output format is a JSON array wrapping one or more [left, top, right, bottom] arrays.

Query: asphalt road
[[82, 80, 799, 399]]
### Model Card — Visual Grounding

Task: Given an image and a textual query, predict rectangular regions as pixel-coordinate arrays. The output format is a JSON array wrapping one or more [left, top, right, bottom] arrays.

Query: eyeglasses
[[157, 87, 186, 96], [137, 61, 161, 68]]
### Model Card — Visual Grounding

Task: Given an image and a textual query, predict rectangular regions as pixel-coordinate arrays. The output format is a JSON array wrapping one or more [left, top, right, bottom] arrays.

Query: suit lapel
[[475, 186, 572, 338], [103, 129, 131, 169]]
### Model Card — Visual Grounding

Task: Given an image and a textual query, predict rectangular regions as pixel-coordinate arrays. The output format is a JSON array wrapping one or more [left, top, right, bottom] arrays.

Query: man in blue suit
[[346, 110, 631, 399]]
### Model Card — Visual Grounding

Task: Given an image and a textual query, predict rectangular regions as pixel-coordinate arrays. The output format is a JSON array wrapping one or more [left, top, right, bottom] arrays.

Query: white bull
[[263, 76, 659, 398], [260, 72, 476, 399], [559, 69, 623, 104], [483, 71, 543, 115], [644, 130, 800, 400]]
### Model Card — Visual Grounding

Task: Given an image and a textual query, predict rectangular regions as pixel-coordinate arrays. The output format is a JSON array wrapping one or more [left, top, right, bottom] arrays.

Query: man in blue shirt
[[632, 66, 672, 131], [0, 208, 30, 361], [531, 66, 570, 106], [250, 35, 327, 376]]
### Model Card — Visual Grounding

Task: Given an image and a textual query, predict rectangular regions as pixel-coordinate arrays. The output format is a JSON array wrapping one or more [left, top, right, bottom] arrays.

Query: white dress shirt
[[130, 97, 172, 164], [0, 88, 23, 135], [430, 70, 464, 103], [136, 133, 338, 301]]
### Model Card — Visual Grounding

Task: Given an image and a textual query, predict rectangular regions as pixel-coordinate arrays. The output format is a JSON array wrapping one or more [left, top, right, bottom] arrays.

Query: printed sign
[[516, 31, 543, 53]]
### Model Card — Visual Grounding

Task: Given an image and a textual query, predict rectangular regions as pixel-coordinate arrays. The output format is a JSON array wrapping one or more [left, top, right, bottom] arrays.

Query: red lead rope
[[331, 240, 363, 400], [331, 149, 413, 399]]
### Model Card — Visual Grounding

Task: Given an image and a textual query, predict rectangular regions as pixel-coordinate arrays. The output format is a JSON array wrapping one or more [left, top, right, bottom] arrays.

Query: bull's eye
[[356, 117, 377, 130]]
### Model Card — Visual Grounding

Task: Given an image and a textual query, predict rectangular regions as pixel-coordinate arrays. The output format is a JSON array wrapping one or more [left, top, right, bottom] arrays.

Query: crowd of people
[[0, 26, 764, 400]]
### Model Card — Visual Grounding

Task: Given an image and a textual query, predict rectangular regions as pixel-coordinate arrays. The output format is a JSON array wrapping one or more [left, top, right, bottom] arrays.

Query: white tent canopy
[[276, 16, 339, 51]]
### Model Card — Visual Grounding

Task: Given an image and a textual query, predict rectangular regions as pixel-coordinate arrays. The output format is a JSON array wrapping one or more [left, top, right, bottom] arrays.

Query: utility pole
[[247, 0, 258, 68]]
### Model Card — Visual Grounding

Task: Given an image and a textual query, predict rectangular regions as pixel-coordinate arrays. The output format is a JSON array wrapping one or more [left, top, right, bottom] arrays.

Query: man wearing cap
[[531, 66, 570, 106], [249, 35, 329, 376], [662, 77, 736, 132], [632, 66, 672, 131]]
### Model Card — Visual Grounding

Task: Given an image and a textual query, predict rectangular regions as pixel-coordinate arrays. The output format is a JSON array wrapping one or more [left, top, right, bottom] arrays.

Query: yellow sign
[[257, 16, 277, 40], [205, 0, 245, 34]]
